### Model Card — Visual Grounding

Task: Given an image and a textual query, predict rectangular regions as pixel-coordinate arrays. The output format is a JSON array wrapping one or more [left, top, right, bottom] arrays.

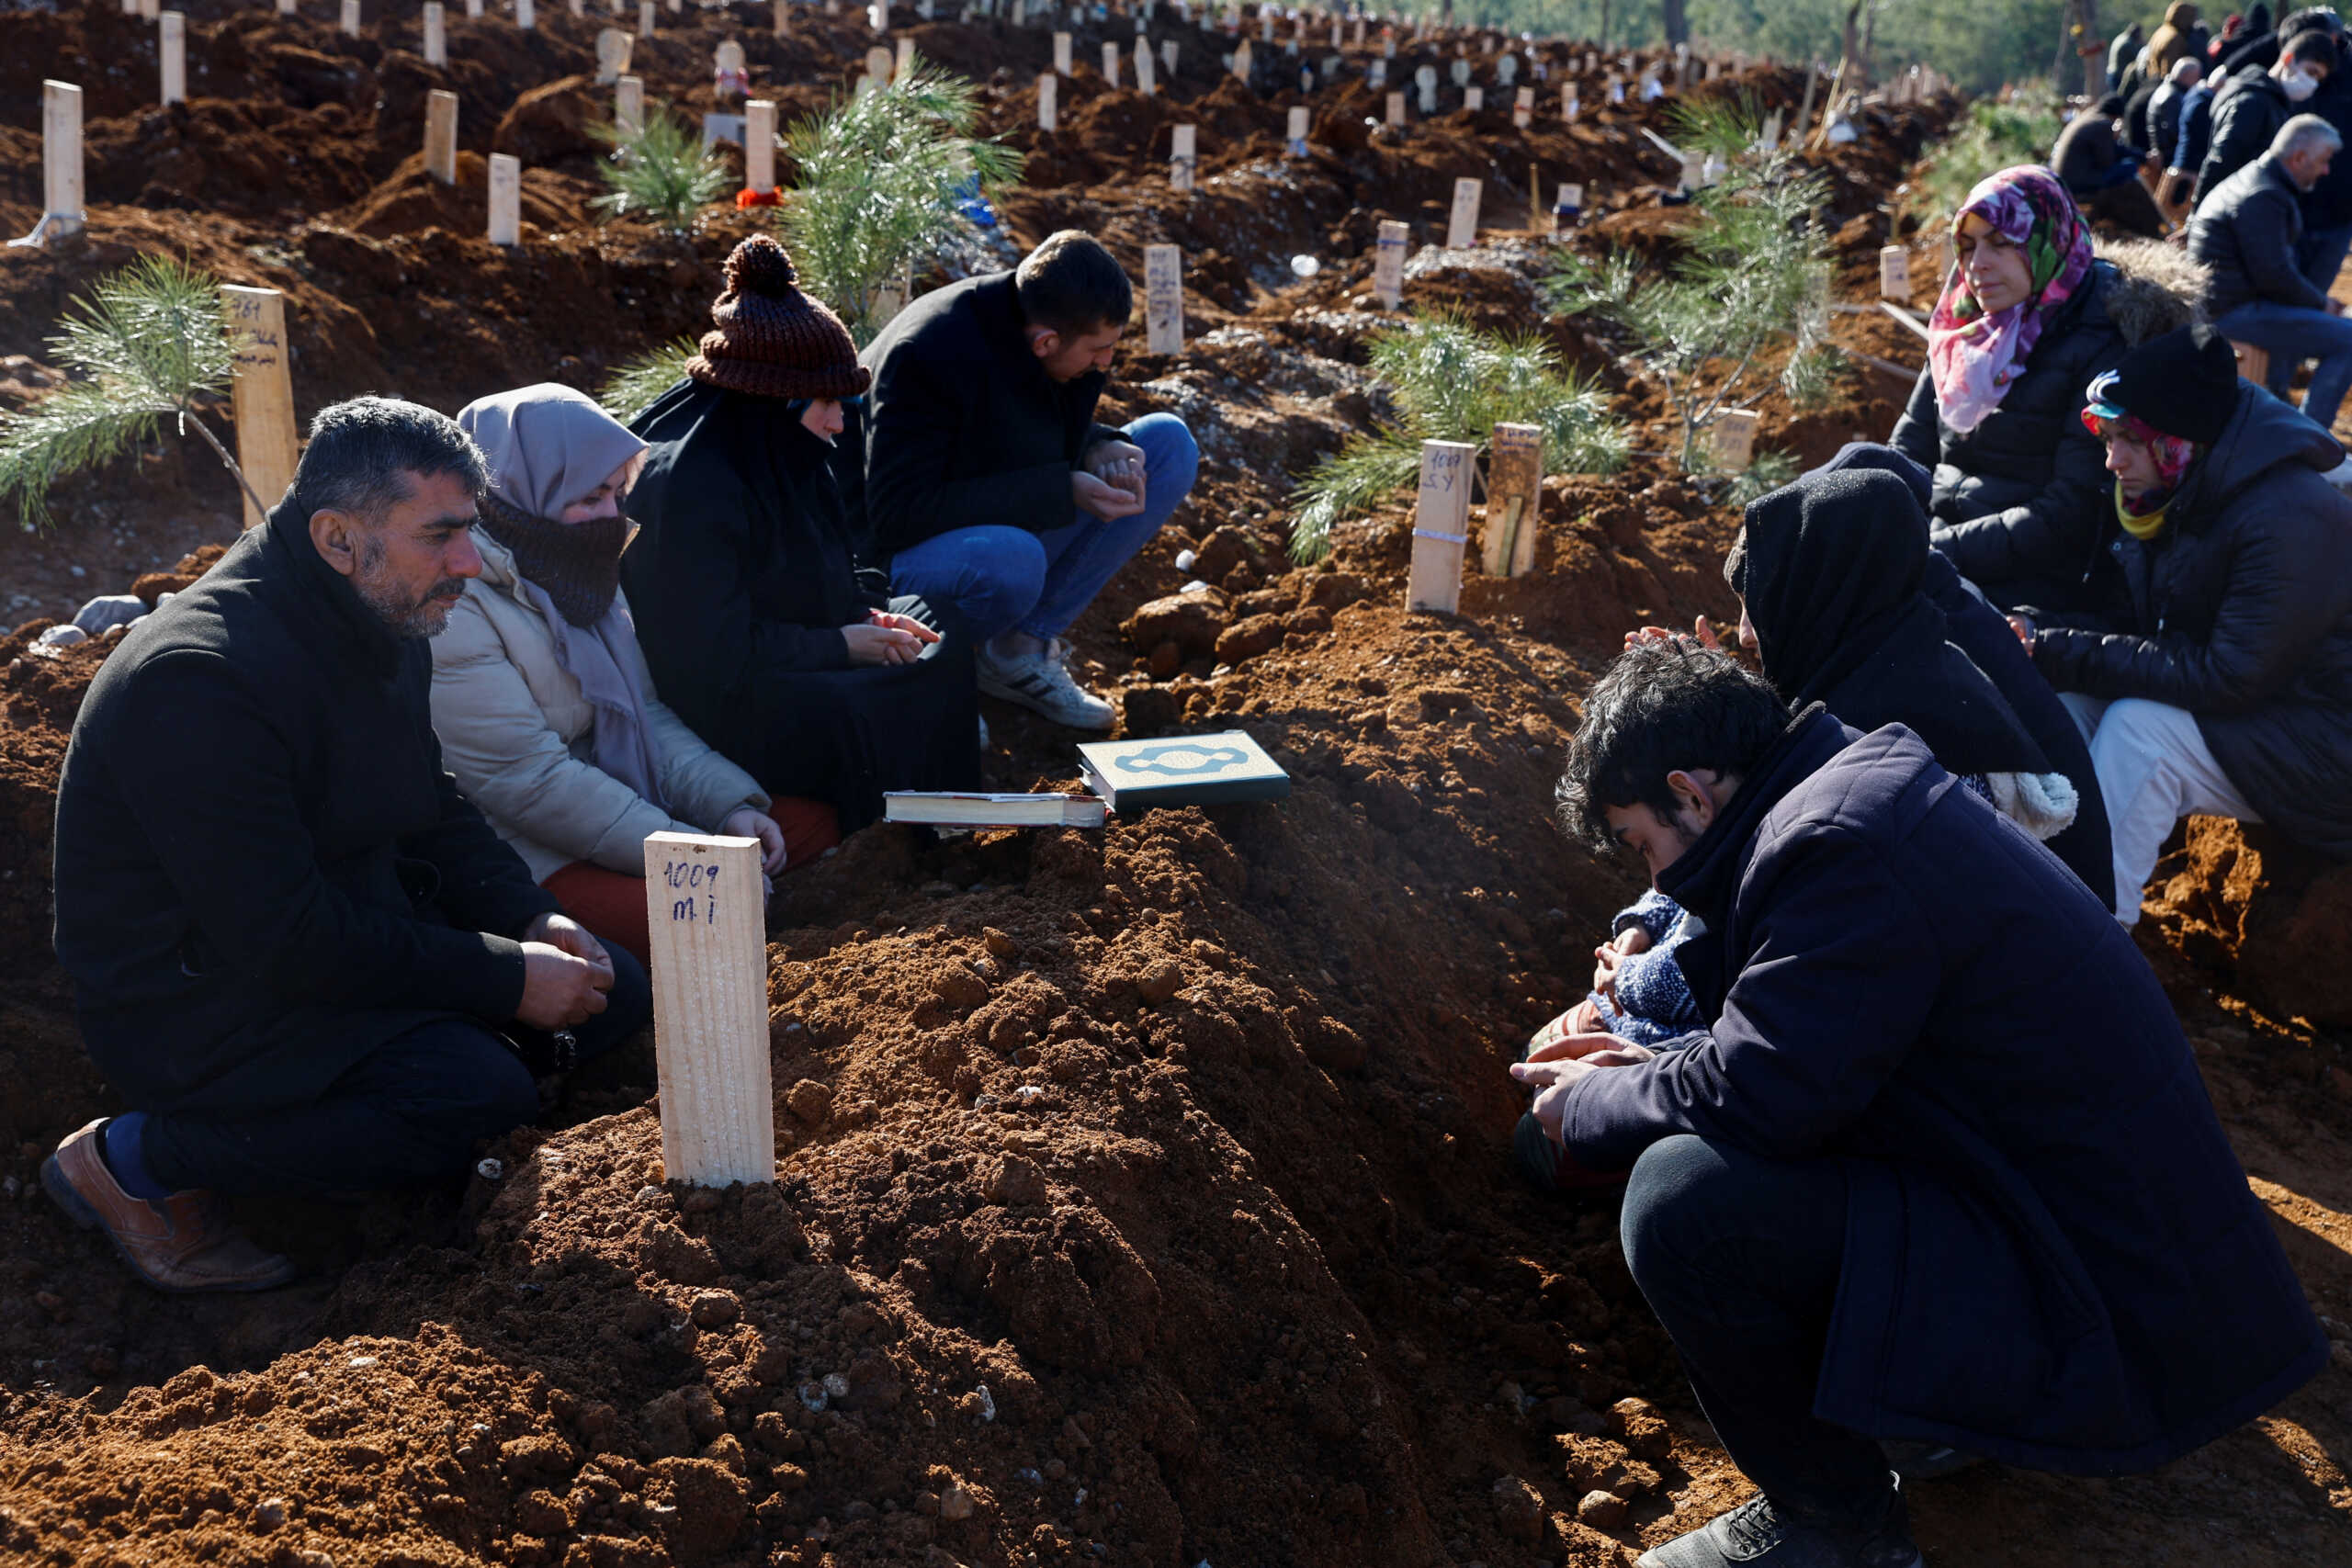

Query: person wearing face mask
[[1510, 637, 2325, 1568], [619, 235, 980, 839], [2189, 114, 2352, 425], [2192, 26, 2334, 198], [1891, 165, 2199, 614], [2020, 325, 2352, 924], [429, 385, 823, 971]]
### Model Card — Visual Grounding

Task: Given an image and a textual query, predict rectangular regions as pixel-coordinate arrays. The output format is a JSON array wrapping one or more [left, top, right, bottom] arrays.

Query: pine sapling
[[778, 52, 1023, 343], [593, 105, 733, 234], [1288, 312, 1628, 564], [597, 337, 703, 424], [0, 256, 266, 528], [1545, 102, 1839, 475]]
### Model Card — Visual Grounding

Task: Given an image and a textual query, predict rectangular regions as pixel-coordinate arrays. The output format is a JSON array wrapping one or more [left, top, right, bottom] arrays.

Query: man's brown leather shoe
[[41, 1118, 295, 1293]]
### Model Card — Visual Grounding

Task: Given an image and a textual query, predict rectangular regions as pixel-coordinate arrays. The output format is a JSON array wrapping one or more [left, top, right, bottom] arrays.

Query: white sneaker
[[976, 638, 1116, 730]]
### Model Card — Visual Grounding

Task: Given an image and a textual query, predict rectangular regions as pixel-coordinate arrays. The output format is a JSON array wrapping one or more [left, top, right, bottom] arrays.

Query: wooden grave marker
[[1136, 38, 1156, 94], [221, 287, 300, 531], [773, 0, 789, 35], [159, 12, 187, 107], [1563, 82, 1577, 121], [1406, 439, 1475, 614], [423, 1, 447, 63], [1513, 85, 1533, 127], [1556, 180, 1583, 222], [1445, 175, 1481, 249], [639, 0, 654, 31], [596, 28, 632, 82], [1102, 39, 1119, 85], [1285, 104, 1308, 154], [1053, 30, 1072, 73], [277, 0, 295, 13], [1169, 121, 1195, 189], [1482, 423, 1542, 578], [515, 0, 534, 29], [424, 88, 458, 183], [1463, 85, 1483, 111], [34, 81, 85, 242], [642, 834, 775, 1189], [1161, 39, 1178, 74], [1036, 72, 1057, 131], [1878, 245, 1910, 300], [1710, 409, 1759, 471], [1143, 243, 1182, 354], [139, 0, 158, 18], [1374, 220, 1401, 310], [487, 152, 521, 244], [897, 35, 914, 76], [1231, 37, 1251, 79], [616, 74, 644, 130], [744, 98, 775, 195], [466, 0, 481, 17], [866, 43, 893, 82], [1385, 88, 1404, 126], [340, 0, 361, 36]]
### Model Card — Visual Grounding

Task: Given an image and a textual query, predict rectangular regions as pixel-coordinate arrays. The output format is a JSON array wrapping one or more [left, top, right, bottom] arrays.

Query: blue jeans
[[143, 944, 651, 1194], [2301, 220, 2352, 299], [886, 412, 1199, 644], [1621, 1134, 1896, 1524], [2214, 299, 2352, 431]]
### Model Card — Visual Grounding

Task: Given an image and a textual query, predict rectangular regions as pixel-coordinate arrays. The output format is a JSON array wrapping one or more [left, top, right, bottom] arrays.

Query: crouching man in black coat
[[1515, 641, 2324, 1568], [46, 397, 651, 1293]]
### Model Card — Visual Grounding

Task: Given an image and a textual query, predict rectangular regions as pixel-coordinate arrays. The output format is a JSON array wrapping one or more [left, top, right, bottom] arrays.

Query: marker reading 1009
[[662, 858, 719, 923]]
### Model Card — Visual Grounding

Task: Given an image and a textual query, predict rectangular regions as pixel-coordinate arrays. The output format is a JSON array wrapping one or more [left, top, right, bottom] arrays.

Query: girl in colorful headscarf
[[1890, 164, 2199, 615]]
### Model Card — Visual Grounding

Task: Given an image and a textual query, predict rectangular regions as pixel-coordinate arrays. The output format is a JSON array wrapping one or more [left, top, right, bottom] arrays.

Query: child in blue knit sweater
[[1581, 886, 1706, 1046]]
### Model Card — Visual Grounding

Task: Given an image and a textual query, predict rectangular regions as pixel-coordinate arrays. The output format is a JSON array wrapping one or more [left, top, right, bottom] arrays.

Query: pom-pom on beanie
[[686, 234, 872, 400]]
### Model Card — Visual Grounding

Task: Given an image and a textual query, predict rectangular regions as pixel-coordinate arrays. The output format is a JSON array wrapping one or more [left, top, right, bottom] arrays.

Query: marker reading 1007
[[662, 858, 720, 923]]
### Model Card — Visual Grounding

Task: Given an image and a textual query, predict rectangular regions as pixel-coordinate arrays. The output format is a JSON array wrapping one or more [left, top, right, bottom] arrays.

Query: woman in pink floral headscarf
[[1889, 164, 2199, 616]]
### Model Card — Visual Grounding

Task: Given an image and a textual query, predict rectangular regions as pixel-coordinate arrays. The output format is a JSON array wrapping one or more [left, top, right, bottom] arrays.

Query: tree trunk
[[1597, 0, 1611, 50], [1859, 0, 1878, 85], [1661, 0, 1687, 48], [2079, 0, 2105, 96]]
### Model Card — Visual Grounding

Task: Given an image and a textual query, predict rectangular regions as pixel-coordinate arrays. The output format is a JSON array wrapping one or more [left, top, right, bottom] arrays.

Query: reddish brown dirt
[[2, 6, 2349, 1567]]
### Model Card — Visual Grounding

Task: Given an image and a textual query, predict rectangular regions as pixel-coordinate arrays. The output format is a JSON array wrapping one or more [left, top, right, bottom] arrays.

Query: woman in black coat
[[622, 237, 978, 833], [1890, 168, 2195, 615], [2030, 325, 2352, 919]]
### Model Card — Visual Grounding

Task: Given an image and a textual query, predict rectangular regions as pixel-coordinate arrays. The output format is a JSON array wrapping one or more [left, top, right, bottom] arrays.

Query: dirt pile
[[3, 4, 2349, 1566]]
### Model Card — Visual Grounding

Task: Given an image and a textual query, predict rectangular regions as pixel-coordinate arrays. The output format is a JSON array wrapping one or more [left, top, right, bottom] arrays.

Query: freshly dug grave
[[3, 6, 2351, 1566]]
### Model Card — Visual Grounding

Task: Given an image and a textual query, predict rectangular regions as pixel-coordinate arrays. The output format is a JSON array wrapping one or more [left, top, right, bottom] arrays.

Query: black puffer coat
[[2034, 383, 2352, 858], [1890, 254, 2200, 614]]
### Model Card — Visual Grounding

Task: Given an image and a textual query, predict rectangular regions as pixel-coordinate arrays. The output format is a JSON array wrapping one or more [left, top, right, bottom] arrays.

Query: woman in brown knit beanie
[[619, 234, 979, 831]]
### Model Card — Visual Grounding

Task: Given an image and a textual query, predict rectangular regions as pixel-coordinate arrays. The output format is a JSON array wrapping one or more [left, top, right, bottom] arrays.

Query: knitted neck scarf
[[1927, 165, 2096, 436], [2082, 405, 2200, 536], [475, 493, 629, 628]]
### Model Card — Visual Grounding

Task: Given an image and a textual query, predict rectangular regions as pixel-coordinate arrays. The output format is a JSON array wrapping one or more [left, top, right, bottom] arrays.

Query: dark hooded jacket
[[52, 503, 560, 1115], [1737, 462, 2115, 905], [2034, 382, 2352, 859], [622, 378, 979, 832], [1814, 442, 2120, 911], [1890, 249, 2204, 614], [2195, 63, 2295, 197], [1561, 707, 2326, 1473]]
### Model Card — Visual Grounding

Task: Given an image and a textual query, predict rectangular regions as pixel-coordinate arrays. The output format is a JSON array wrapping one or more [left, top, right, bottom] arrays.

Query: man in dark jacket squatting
[[46, 397, 651, 1293], [1512, 640, 2324, 1568], [853, 230, 1199, 731]]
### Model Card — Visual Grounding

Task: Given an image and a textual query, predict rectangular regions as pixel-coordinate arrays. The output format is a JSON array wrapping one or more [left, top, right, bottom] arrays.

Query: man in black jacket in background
[[2191, 115, 2352, 424], [854, 230, 1199, 731], [47, 398, 648, 1293]]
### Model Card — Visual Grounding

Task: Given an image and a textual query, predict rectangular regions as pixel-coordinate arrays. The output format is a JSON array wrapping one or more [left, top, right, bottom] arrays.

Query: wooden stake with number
[[221, 287, 300, 531], [423, 1, 447, 63], [1879, 245, 1910, 300], [487, 152, 521, 245], [341, 0, 360, 36], [424, 89, 458, 184], [744, 98, 775, 195], [1373, 218, 1407, 308], [1445, 175, 1481, 249], [616, 73, 644, 131], [1710, 409, 1759, 471], [159, 12, 187, 107], [1407, 439, 1475, 615], [1482, 423, 1543, 578], [40, 82, 85, 240], [1144, 243, 1182, 354], [642, 833, 775, 1190], [1036, 71, 1057, 130], [1170, 122, 1195, 188]]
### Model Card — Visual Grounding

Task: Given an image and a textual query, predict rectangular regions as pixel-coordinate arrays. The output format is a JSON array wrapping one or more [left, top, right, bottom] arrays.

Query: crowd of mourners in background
[[25, 21, 2352, 1568]]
